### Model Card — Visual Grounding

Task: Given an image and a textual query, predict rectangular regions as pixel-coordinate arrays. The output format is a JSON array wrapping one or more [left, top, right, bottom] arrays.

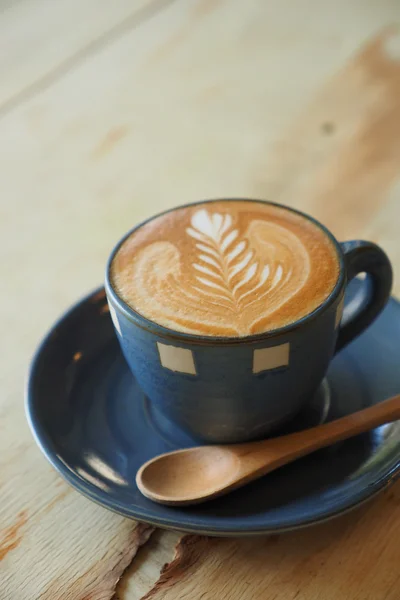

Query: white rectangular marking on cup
[[157, 342, 197, 375], [109, 304, 122, 336], [335, 296, 345, 328], [253, 343, 290, 374]]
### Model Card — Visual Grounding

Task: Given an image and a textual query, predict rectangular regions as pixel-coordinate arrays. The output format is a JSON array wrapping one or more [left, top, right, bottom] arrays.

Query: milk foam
[[111, 201, 339, 336]]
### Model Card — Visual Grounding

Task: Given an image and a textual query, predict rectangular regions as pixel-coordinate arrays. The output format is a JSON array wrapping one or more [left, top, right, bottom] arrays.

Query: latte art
[[185, 210, 310, 328], [111, 201, 339, 336]]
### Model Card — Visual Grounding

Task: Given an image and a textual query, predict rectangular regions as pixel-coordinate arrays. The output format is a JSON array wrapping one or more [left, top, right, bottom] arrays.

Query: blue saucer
[[26, 281, 400, 536]]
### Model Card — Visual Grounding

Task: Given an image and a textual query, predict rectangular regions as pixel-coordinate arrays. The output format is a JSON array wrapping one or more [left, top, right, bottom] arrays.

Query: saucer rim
[[28, 445, 395, 536], [25, 286, 400, 536]]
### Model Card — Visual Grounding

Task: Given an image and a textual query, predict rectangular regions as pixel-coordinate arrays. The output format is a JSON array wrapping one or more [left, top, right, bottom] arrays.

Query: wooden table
[[2, 1, 400, 598]]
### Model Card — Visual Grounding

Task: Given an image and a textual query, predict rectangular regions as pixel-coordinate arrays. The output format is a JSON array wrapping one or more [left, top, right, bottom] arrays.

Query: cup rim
[[105, 198, 345, 345]]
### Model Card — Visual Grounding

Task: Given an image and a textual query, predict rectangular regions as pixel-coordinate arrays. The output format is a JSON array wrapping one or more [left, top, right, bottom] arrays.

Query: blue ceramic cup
[[105, 200, 392, 443]]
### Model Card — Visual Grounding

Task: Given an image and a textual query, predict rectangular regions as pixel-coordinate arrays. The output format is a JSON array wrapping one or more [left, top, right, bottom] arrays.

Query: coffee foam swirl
[[111, 201, 339, 336]]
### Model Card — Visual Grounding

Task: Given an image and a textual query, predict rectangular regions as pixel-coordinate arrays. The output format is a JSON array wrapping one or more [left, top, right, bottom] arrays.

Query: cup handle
[[335, 241, 393, 353]]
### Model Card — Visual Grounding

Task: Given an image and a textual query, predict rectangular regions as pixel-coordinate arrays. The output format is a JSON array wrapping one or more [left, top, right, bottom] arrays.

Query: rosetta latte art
[[111, 201, 339, 336], [186, 209, 310, 324]]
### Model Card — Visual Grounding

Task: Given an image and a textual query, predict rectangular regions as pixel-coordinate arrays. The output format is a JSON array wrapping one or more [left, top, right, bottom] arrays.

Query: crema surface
[[111, 201, 339, 336]]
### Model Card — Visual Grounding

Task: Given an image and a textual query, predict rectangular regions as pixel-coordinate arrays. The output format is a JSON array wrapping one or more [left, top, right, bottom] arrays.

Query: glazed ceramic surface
[[26, 279, 400, 536], [105, 200, 392, 443]]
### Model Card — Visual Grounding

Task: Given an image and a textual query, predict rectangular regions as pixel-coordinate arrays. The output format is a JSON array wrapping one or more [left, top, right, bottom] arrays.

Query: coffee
[[111, 200, 339, 336]]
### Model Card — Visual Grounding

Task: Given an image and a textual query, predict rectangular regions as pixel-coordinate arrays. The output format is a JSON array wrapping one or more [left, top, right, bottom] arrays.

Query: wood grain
[[116, 530, 181, 599], [0, 0, 173, 114], [1, 0, 400, 598], [1, 451, 154, 599], [141, 486, 400, 600], [252, 29, 400, 245]]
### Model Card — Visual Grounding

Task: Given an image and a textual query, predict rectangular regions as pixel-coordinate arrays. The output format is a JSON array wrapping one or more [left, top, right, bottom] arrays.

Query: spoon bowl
[[136, 394, 400, 506], [137, 446, 240, 505]]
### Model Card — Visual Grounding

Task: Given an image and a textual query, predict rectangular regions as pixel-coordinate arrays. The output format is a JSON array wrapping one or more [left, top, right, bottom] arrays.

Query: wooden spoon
[[136, 394, 400, 505]]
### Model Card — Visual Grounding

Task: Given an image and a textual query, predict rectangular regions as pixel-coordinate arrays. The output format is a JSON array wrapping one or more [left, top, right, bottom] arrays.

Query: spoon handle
[[233, 394, 400, 477]]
